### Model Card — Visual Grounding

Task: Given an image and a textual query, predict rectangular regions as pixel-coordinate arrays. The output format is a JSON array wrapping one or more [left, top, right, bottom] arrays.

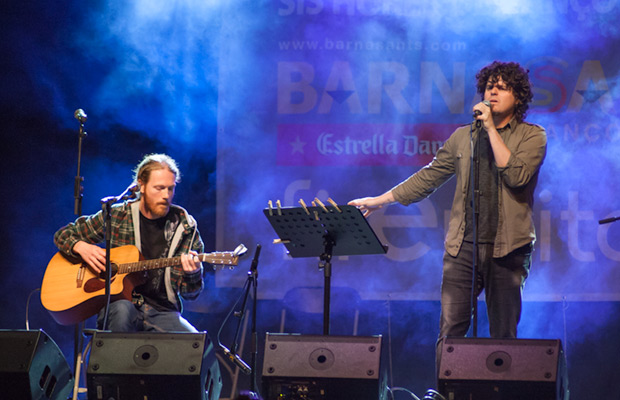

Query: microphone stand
[[99, 200, 113, 331], [220, 244, 261, 394], [468, 101, 493, 338], [71, 184, 134, 400], [469, 120, 480, 338], [249, 244, 260, 394], [99, 184, 139, 330], [70, 109, 87, 399], [74, 117, 86, 216], [468, 101, 489, 338]]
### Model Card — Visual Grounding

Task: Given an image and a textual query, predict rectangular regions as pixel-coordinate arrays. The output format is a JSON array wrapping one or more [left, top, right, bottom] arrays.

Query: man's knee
[[109, 300, 136, 317], [98, 300, 139, 331]]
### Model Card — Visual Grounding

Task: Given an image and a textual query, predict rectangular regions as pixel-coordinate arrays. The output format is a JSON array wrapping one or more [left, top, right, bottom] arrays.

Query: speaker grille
[[262, 334, 387, 400], [87, 331, 221, 400], [438, 337, 569, 400]]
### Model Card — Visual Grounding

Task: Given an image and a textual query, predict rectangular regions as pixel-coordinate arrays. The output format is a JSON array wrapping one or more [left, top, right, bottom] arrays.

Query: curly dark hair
[[475, 61, 533, 122]]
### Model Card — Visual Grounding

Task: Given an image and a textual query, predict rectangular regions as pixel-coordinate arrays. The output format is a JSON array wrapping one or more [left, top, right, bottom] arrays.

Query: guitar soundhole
[[83, 263, 118, 293], [96, 263, 118, 280]]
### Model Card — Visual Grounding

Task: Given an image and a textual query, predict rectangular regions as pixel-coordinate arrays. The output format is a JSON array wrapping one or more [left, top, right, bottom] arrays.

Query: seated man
[[54, 153, 205, 332]]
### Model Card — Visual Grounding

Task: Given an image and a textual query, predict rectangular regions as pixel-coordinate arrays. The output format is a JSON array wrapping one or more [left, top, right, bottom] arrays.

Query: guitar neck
[[118, 257, 178, 274], [117, 253, 231, 274]]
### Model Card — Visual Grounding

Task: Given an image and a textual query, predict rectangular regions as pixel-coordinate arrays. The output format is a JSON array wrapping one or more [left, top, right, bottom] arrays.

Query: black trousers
[[438, 240, 532, 339]]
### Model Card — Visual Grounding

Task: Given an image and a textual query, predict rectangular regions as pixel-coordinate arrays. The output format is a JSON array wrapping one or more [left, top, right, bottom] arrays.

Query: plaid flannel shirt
[[54, 200, 205, 310]]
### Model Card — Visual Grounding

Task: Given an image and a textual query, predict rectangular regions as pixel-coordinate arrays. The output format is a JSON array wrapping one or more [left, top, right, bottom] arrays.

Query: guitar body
[[41, 245, 146, 325], [41, 244, 242, 325]]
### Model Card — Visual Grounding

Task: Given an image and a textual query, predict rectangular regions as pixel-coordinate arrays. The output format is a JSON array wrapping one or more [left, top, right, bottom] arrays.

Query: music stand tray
[[264, 205, 387, 334]]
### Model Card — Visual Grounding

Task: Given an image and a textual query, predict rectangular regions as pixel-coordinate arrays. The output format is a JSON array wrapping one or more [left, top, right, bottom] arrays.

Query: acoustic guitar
[[41, 244, 244, 325]]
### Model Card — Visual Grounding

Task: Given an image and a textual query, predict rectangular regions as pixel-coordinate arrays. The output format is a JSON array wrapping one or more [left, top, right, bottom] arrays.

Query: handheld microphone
[[473, 100, 491, 128], [74, 109, 88, 124], [473, 100, 491, 117]]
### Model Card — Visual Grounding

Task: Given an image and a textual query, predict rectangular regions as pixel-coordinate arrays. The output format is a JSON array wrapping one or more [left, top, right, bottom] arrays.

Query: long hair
[[475, 61, 533, 123]]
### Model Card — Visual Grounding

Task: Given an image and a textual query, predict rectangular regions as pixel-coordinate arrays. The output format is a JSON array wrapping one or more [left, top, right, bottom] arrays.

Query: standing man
[[349, 61, 546, 340], [54, 153, 205, 332]]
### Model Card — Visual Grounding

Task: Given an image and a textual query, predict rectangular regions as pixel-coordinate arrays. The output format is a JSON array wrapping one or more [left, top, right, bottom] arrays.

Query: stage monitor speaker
[[0, 329, 73, 400], [262, 333, 387, 400], [87, 331, 221, 400], [438, 337, 569, 400]]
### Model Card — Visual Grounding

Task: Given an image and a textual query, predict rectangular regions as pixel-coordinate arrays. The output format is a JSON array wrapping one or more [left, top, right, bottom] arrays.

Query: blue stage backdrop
[[2, 1, 620, 398], [214, 1, 620, 304]]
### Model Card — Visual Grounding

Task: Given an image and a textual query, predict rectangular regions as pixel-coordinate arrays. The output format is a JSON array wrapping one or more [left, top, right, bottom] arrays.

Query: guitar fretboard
[[117, 253, 234, 274], [119, 257, 182, 274]]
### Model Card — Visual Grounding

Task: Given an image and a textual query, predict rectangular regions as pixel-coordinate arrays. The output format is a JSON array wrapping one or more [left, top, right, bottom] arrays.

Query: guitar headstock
[[200, 244, 248, 270], [200, 252, 239, 269]]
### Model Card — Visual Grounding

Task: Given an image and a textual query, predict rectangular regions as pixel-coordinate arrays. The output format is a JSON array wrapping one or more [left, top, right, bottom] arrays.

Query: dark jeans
[[438, 240, 532, 339], [97, 300, 198, 332]]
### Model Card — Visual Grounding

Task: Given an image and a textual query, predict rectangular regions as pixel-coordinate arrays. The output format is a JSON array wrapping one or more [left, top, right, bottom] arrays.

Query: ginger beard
[[139, 168, 176, 219]]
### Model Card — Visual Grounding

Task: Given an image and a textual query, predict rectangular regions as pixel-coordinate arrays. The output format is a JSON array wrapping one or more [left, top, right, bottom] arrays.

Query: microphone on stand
[[473, 100, 491, 128], [74, 109, 88, 124], [220, 344, 252, 375], [120, 183, 140, 201], [250, 244, 261, 271], [100, 183, 139, 205], [599, 216, 620, 225]]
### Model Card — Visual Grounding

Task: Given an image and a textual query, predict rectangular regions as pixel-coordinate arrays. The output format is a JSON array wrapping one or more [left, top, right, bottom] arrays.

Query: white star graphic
[[290, 136, 306, 154]]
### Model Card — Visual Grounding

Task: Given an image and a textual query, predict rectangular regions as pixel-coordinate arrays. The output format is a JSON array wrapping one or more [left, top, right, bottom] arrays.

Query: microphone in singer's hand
[[74, 109, 88, 124], [473, 100, 491, 127], [473, 100, 491, 118]]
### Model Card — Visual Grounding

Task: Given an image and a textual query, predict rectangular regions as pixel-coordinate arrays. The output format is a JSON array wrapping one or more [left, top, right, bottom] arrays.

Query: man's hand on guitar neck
[[180, 251, 201, 275], [73, 241, 107, 274]]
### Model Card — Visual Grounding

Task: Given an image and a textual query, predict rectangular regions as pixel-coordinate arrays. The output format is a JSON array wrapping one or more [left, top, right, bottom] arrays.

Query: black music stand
[[264, 204, 387, 335]]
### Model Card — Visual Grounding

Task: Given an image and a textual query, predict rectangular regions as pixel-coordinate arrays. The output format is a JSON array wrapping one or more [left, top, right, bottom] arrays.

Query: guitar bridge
[[76, 265, 85, 288]]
